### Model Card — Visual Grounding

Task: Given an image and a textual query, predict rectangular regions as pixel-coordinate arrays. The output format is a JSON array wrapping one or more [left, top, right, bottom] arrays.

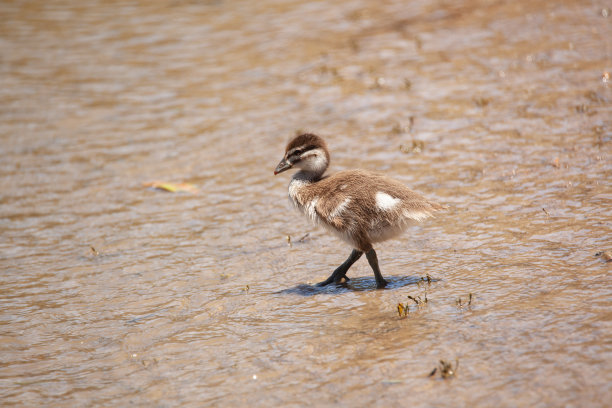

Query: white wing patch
[[375, 192, 401, 211], [305, 197, 319, 222], [402, 209, 432, 222], [328, 197, 351, 221]]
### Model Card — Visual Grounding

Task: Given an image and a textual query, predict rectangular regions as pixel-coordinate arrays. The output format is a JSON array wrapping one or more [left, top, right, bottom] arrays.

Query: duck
[[274, 133, 445, 289]]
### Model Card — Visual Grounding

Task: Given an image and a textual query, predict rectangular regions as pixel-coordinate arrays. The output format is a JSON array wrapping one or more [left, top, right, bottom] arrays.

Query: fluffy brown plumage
[[274, 133, 444, 288]]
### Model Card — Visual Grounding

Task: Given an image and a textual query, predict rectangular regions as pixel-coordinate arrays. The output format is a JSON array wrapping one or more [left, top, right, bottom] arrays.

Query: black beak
[[274, 158, 292, 175]]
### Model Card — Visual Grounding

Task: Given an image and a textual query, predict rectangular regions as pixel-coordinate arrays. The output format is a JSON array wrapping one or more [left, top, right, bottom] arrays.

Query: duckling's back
[[289, 169, 444, 251]]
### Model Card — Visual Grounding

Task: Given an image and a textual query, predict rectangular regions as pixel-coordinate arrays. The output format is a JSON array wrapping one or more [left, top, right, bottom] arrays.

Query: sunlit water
[[1, 0, 611, 406]]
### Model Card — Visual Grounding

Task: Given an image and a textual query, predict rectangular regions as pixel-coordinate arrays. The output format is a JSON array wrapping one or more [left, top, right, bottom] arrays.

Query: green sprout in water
[[456, 293, 473, 308]]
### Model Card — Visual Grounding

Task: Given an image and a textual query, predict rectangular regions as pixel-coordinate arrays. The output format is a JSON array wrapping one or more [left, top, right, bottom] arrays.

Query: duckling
[[274, 133, 445, 289]]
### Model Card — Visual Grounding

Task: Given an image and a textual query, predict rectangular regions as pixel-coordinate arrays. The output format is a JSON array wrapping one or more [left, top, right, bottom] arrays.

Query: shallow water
[[1, 0, 611, 406]]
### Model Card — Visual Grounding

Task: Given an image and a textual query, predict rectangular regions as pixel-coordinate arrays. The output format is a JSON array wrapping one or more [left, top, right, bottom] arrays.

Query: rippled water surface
[[1, 0, 611, 406]]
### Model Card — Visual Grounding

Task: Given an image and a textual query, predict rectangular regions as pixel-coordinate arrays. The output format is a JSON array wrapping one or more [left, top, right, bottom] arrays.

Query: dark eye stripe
[[292, 145, 316, 156]]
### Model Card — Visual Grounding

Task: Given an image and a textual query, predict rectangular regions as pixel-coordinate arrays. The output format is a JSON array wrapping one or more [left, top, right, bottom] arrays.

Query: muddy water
[[1, 0, 611, 406]]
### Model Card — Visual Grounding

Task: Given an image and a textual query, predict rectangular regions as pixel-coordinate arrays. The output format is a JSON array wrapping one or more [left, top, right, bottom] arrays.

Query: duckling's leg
[[366, 249, 388, 289], [316, 249, 362, 286]]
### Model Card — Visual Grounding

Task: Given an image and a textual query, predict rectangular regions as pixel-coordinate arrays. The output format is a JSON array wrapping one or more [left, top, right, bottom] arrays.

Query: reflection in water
[[0, 0, 610, 406]]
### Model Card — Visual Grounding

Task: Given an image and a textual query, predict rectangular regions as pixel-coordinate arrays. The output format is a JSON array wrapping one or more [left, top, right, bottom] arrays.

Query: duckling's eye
[[294, 146, 316, 156], [290, 150, 304, 160]]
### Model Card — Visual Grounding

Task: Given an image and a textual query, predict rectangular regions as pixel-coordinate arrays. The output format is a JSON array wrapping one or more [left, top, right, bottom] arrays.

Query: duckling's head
[[274, 133, 330, 178]]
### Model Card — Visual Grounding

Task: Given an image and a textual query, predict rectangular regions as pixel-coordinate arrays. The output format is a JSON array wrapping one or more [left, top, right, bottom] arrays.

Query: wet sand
[[1, 0, 611, 406]]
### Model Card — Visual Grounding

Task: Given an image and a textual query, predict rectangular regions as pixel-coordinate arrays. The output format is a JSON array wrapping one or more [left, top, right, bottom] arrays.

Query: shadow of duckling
[[277, 275, 438, 296]]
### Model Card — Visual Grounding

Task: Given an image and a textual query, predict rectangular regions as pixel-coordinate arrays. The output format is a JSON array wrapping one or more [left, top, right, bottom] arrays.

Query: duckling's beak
[[274, 157, 292, 175]]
